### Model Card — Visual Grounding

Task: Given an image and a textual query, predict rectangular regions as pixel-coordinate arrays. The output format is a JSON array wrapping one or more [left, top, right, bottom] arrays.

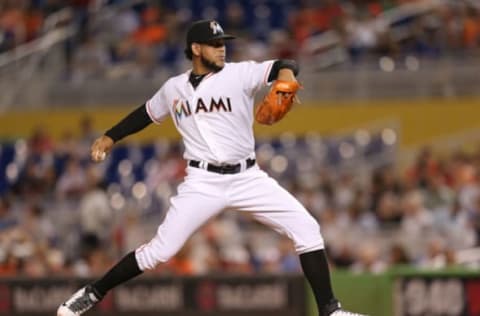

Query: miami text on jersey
[[173, 97, 233, 124]]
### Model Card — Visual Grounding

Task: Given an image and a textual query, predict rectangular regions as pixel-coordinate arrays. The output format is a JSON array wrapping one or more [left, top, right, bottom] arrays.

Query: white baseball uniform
[[135, 60, 324, 270]]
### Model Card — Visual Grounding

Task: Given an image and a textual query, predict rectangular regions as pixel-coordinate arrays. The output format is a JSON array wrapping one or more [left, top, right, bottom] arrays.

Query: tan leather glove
[[255, 80, 301, 125]]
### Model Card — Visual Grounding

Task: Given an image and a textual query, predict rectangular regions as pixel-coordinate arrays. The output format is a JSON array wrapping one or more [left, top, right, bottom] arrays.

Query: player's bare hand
[[276, 69, 302, 105], [90, 135, 114, 162]]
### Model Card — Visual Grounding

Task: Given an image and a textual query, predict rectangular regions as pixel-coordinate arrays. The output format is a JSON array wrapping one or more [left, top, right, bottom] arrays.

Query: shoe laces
[[66, 287, 99, 314], [331, 310, 366, 316]]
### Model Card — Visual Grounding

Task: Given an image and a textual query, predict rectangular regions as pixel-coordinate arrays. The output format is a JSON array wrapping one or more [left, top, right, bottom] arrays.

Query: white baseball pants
[[135, 165, 324, 270]]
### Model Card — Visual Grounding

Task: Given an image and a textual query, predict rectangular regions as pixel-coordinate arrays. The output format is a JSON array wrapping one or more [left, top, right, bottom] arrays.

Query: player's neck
[[192, 60, 211, 76], [192, 56, 224, 75]]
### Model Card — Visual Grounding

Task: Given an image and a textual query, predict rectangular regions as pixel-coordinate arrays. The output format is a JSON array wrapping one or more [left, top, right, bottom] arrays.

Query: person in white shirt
[[57, 20, 365, 316]]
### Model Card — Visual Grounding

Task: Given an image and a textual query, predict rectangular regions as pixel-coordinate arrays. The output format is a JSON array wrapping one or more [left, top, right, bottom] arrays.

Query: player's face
[[199, 39, 226, 71]]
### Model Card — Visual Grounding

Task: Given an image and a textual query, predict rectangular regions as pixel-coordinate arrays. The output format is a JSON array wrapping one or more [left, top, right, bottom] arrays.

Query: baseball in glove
[[255, 80, 301, 125]]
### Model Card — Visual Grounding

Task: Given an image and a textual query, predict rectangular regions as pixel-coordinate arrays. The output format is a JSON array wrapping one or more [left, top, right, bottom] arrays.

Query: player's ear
[[191, 43, 201, 58]]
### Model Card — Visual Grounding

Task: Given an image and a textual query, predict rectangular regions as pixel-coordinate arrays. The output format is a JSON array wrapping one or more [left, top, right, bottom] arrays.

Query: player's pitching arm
[[90, 104, 153, 162]]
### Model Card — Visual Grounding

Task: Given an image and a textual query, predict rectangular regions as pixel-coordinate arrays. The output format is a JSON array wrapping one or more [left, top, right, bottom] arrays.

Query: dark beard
[[200, 55, 224, 72]]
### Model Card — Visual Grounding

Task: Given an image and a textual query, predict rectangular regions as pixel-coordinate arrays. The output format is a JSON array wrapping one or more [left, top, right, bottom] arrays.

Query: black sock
[[91, 251, 143, 297], [299, 249, 337, 312]]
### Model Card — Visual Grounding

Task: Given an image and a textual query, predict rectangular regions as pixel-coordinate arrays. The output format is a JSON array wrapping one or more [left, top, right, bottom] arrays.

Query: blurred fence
[[2, 0, 480, 109], [0, 8, 75, 113], [300, 58, 480, 101], [2, 57, 479, 109]]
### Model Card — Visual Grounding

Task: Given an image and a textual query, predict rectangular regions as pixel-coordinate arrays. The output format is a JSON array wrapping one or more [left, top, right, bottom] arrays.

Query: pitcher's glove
[[255, 80, 301, 125]]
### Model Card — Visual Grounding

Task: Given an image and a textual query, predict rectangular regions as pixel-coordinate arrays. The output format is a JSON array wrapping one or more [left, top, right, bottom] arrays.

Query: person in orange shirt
[[24, 5, 44, 42], [131, 6, 167, 46], [162, 241, 195, 275], [0, 1, 26, 49], [462, 7, 479, 49]]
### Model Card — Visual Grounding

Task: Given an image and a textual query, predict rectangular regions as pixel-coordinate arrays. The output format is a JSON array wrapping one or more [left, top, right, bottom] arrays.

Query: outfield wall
[[307, 268, 480, 316], [1, 269, 479, 316], [0, 275, 306, 316]]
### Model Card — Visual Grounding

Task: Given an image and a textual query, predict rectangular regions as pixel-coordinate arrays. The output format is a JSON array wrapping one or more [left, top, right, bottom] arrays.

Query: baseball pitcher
[[57, 20, 365, 316]]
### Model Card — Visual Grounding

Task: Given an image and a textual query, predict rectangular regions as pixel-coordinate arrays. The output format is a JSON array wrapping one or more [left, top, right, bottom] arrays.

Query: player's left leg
[[228, 167, 366, 316], [58, 166, 229, 316]]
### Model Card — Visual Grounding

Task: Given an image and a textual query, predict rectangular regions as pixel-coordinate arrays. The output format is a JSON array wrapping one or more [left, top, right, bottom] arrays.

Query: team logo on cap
[[209, 21, 223, 35]]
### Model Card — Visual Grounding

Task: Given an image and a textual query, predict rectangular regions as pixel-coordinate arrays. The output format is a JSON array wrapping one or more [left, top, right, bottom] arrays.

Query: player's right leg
[[228, 167, 367, 316], [57, 167, 227, 316]]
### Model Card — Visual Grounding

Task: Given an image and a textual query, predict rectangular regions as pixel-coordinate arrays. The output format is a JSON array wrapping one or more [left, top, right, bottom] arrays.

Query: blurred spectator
[[79, 165, 112, 242], [29, 125, 55, 156], [351, 242, 387, 274], [14, 155, 56, 197], [339, 193, 378, 232], [56, 156, 87, 199], [0, 198, 17, 231], [375, 191, 402, 227], [406, 147, 440, 188], [113, 208, 150, 256], [71, 34, 110, 83], [109, 5, 140, 40], [24, 3, 44, 41], [277, 236, 302, 273], [78, 115, 100, 159], [20, 203, 56, 246], [156, 31, 183, 74], [73, 233, 112, 277], [387, 243, 410, 266], [43, 0, 66, 16], [57, 129, 78, 158], [131, 5, 166, 46], [400, 190, 434, 236], [345, 4, 388, 62], [370, 166, 402, 213], [268, 30, 297, 59], [220, 245, 253, 274], [223, 1, 247, 35], [145, 142, 186, 191], [2, 0, 480, 78], [422, 172, 454, 212], [162, 240, 195, 275], [329, 242, 355, 269], [0, 252, 19, 276], [0, 0, 27, 51], [470, 194, 480, 246], [417, 236, 456, 269], [22, 248, 48, 277], [1, 129, 480, 276], [440, 197, 476, 250], [461, 6, 480, 49]]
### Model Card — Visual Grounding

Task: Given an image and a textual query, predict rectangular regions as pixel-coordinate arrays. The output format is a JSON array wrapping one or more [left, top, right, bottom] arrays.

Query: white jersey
[[145, 60, 274, 164], [59, 18, 335, 316]]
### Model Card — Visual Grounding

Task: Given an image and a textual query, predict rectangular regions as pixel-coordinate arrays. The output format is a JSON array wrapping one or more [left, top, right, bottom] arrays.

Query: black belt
[[189, 158, 256, 174]]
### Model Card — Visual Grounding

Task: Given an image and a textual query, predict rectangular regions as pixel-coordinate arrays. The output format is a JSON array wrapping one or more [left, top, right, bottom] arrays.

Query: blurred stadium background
[[1, 0, 480, 315]]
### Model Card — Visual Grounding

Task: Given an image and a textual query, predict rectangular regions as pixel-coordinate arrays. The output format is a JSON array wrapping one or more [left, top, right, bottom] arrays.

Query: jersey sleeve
[[241, 60, 275, 96], [145, 84, 170, 125]]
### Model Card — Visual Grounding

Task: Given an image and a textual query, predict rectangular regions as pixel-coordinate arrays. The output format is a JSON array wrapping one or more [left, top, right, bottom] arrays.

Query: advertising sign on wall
[[395, 276, 480, 316], [0, 275, 306, 316]]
